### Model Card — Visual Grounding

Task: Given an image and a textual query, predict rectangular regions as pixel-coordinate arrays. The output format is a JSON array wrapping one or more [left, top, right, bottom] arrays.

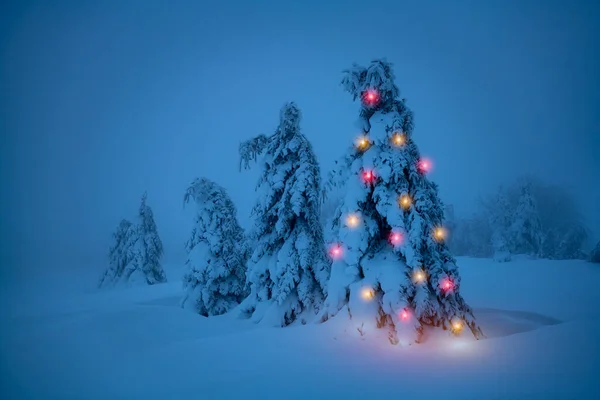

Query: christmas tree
[[181, 177, 249, 316], [239, 102, 330, 326], [321, 59, 482, 344]]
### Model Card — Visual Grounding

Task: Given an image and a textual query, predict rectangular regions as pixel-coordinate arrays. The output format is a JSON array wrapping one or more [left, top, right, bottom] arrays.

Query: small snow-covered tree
[[239, 102, 330, 326], [590, 241, 600, 263], [489, 187, 513, 262], [134, 192, 167, 284], [99, 219, 134, 288], [181, 177, 250, 316], [510, 181, 543, 256], [321, 59, 482, 344]]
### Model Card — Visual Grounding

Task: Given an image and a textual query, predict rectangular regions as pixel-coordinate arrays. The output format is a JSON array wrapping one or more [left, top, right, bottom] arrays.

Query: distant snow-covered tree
[[510, 181, 543, 256], [99, 219, 134, 288], [181, 178, 250, 316], [239, 102, 330, 326], [489, 187, 513, 262], [590, 241, 600, 263], [132, 192, 167, 285], [321, 59, 482, 345]]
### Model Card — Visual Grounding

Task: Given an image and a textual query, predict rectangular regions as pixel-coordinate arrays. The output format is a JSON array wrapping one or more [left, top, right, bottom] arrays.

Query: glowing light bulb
[[361, 287, 374, 301], [434, 227, 446, 242], [355, 135, 370, 151], [362, 88, 380, 106], [453, 322, 463, 331], [440, 278, 454, 292], [346, 213, 360, 228], [391, 132, 406, 147], [329, 244, 343, 260], [398, 194, 411, 210], [389, 231, 403, 246], [362, 169, 375, 184], [400, 309, 409, 320], [418, 158, 433, 174], [413, 270, 425, 283]]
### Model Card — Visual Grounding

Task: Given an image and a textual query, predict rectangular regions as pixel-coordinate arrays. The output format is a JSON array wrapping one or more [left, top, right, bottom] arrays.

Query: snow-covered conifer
[[135, 192, 167, 284], [239, 102, 330, 326], [590, 241, 600, 263], [321, 59, 482, 344], [99, 219, 134, 288], [181, 178, 250, 316], [510, 181, 543, 256], [489, 187, 513, 262]]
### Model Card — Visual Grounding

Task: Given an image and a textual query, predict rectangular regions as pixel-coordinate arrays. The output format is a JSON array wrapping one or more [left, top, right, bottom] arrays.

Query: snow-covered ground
[[1, 257, 599, 399]]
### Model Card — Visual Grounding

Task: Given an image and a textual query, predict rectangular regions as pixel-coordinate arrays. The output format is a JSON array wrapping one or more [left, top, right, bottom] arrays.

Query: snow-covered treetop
[[341, 59, 413, 136], [183, 177, 246, 254]]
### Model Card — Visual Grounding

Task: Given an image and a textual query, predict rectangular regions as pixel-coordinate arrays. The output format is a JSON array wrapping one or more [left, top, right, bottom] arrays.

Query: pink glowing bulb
[[440, 278, 454, 292], [400, 309, 409, 320], [389, 231, 403, 246], [418, 158, 433, 174], [329, 244, 343, 260]]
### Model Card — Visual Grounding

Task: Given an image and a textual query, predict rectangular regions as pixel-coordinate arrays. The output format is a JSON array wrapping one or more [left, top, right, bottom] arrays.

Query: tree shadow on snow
[[474, 308, 562, 339]]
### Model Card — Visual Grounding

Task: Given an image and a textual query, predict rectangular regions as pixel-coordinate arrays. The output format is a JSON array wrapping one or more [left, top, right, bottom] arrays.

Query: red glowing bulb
[[400, 309, 409, 320], [362, 89, 380, 106], [362, 169, 375, 183]]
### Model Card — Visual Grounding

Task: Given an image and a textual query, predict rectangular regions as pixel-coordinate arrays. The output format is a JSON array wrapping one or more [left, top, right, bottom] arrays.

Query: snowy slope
[[1, 258, 599, 399]]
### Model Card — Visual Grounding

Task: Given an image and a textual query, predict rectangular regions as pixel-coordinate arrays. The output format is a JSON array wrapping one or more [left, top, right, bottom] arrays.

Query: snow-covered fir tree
[[590, 241, 600, 263], [321, 59, 482, 344], [99, 219, 134, 288], [489, 186, 513, 262], [239, 102, 330, 326], [134, 192, 167, 284], [181, 177, 250, 316], [510, 181, 543, 256]]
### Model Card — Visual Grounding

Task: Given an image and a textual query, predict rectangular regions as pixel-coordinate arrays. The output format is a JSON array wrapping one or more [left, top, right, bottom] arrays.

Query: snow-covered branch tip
[[239, 134, 268, 171]]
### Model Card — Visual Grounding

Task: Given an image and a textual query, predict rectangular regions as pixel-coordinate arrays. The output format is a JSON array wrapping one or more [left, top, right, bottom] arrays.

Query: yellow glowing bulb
[[346, 214, 360, 228], [434, 227, 446, 241], [399, 194, 411, 209], [414, 271, 425, 283], [453, 322, 463, 331], [392, 132, 406, 147], [355, 136, 370, 150], [361, 288, 374, 300]]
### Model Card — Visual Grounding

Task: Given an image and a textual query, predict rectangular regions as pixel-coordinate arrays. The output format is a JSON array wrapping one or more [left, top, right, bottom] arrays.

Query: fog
[[1, 0, 598, 286]]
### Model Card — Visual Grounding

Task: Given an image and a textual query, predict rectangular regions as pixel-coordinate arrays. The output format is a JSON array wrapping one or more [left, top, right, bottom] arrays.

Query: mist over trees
[[447, 178, 590, 261]]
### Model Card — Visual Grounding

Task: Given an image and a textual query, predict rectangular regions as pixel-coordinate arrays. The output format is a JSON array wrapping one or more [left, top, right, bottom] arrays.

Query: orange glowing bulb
[[361, 287, 374, 300], [346, 214, 360, 228]]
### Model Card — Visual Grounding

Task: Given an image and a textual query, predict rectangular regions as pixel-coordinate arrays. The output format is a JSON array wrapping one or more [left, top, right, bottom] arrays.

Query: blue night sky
[[1, 0, 599, 281]]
